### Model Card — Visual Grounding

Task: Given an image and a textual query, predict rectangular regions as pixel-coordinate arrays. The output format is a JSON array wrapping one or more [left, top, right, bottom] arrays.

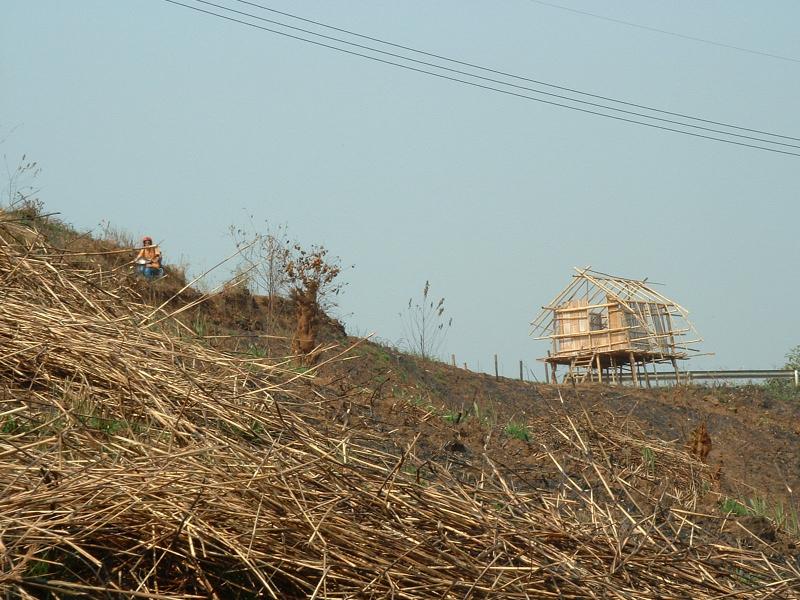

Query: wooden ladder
[[566, 354, 596, 384]]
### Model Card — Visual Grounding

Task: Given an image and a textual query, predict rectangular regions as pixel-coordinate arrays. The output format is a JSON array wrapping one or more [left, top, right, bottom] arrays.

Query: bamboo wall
[[553, 297, 674, 357]]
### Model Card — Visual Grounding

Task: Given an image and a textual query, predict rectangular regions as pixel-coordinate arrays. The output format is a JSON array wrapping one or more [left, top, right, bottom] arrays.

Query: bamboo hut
[[531, 267, 702, 385]]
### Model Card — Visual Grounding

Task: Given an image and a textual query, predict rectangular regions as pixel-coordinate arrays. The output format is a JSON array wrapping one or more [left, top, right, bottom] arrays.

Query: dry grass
[[1, 216, 799, 598]]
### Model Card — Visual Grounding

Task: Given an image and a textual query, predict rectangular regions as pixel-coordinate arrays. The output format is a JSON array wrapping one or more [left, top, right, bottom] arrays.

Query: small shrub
[[399, 281, 452, 361], [470, 400, 498, 428], [720, 498, 749, 516], [192, 314, 210, 337], [747, 496, 768, 517], [504, 421, 530, 442], [247, 344, 267, 359], [763, 345, 800, 401], [86, 416, 128, 435], [642, 447, 656, 473], [442, 411, 461, 424], [720, 496, 800, 535], [98, 219, 137, 248], [763, 378, 800, 402], [25, 556, 52, 579], [405, 393, 433, 411], [1, 415, 21, 434], [784, 505, 800, 535], [766, 501, 799, 534]]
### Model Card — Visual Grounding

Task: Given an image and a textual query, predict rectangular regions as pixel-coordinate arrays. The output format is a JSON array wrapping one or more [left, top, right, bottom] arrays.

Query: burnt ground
[[327, 341, 800, 515], [138, 256, 798, 522]]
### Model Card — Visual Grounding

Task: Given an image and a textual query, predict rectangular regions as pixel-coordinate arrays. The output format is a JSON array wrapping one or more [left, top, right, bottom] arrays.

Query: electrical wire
[[528, 0, 800, 65], [158, 0, 800, 157], [227, 0, 800, 143], [187, 0, 800, 149]]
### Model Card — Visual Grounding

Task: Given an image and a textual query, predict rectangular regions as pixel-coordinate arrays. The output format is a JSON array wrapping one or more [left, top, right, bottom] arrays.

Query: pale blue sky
[[3, 1, 799, 376]]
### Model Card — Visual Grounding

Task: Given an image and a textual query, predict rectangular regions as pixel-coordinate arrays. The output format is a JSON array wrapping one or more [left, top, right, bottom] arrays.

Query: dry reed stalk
[[1, 220, 799, 598]]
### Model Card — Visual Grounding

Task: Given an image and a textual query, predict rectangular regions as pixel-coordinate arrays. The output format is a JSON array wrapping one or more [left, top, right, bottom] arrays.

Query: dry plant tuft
[[687, 421, 713, 463], [286, 244, 343, 363], [1, 218, 799, 598]]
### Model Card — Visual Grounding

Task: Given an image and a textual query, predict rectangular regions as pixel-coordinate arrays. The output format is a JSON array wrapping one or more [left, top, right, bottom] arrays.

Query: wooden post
[[519, 360, 524, 381], [596, 354, 603, 384], [610, 356, 617, 384], [671, 357, 680, 384], [795, 369, 799, 388], [463, 362, 468, 371], [451, 354, 456, 367], [629, 352, 639, 387], [494, 354, 499, 380], [642, 360, 651, 388], [546, 351, 552, 384], [551, 362, 558, 385]]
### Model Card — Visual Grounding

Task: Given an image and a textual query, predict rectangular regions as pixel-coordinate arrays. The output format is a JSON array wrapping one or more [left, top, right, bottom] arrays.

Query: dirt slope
[[339, 347, 800, 510], [7, 205, 800, 509], [2, 208, 799, 598]]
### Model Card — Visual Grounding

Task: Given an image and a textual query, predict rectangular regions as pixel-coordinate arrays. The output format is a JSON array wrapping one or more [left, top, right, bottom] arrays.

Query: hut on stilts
[[531, 267, 702, 386]]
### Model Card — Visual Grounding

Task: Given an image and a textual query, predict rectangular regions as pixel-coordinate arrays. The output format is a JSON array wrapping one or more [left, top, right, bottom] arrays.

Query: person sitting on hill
[[135, 236, 163, 280]]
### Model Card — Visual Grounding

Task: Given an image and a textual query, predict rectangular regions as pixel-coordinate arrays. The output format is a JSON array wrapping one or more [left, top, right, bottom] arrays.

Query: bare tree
[[400, 281, 452, 360], [229, 218, 292, 325]]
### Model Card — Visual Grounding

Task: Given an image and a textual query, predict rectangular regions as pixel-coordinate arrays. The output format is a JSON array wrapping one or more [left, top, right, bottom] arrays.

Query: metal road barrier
[[648, 369, 799, 386], [684, 369, 798, 386]]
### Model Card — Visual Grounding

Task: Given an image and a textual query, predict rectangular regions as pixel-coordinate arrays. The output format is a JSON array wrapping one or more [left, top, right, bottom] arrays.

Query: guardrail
[[643, 369, 798, 386]]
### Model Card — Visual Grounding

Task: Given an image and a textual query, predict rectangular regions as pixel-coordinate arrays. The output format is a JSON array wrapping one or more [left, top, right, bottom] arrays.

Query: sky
[[2, 0, 799, 377]]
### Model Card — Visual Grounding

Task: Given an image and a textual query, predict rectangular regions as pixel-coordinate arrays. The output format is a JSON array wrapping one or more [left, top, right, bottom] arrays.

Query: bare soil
[[333, 343, 800, 512]]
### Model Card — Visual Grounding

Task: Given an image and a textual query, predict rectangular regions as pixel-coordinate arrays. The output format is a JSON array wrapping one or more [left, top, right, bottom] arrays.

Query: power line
[[161, 0, 800, 156], [158, 0, 800, 157], [528, 0, 800, 65], [227, 0, 800, 143], [186, 0, 800, 148]]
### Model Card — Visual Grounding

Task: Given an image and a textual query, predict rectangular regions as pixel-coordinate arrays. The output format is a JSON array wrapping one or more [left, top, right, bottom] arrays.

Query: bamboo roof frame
[[531, 266, 702, 362]]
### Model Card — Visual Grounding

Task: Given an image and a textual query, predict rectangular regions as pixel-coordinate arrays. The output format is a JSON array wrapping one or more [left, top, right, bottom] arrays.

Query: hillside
[[348, 352, 800, 512], [1, 209, 799, 598]]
